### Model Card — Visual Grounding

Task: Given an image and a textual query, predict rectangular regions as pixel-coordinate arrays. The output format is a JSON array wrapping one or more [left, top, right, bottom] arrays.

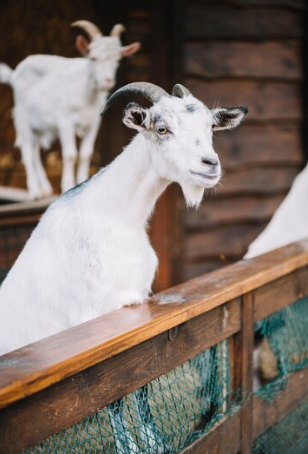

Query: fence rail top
[[0, 197, 56, 219], [0, 238, 308, 409]]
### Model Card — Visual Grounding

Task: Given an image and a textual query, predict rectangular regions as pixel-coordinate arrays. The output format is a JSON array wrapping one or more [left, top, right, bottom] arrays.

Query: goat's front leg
[[58, 125, 78, 193], [33, 143, 53, 197], [20, 142, 42, 200], [76, 120, 100, 185]]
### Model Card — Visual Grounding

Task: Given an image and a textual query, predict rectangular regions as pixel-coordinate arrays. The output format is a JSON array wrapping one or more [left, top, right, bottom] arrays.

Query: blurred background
[[0, 0, 306, 291]]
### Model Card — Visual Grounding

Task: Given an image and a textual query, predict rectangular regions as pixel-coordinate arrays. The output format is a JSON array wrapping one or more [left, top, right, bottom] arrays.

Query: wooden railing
[[0, 239, 308, 453]]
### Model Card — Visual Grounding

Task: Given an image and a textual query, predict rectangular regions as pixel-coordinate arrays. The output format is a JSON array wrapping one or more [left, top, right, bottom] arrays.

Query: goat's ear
[[75, 35, 90, 57], [121, 42, 141, 57], [123, 102, 150, 131], [212, 106, 248, 131]]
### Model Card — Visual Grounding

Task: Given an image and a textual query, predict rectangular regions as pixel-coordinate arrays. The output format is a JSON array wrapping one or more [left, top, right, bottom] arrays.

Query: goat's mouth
[[189, 170, 221, 186]]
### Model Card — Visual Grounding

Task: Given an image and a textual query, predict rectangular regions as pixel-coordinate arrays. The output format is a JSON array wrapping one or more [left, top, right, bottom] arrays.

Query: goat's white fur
[[245, 162, 308, 258], [0, 88, 247, 355], [0, 23, 140, 199]]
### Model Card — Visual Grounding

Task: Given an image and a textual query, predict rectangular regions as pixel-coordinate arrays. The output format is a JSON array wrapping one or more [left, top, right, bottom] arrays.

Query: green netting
[[253, 399, 308, 454], [253, 295, 308, 454], [256, 295, 308, 399], [19, 295, 308, 454], [26, 340, 235, 454]]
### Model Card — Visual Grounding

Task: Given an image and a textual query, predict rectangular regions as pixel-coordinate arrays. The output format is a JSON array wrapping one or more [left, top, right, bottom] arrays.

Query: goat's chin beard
[[181, 182, 205, 209]]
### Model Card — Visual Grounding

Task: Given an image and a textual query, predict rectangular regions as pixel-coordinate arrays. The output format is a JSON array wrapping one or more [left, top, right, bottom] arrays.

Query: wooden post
[[240, 292, 254, 454]]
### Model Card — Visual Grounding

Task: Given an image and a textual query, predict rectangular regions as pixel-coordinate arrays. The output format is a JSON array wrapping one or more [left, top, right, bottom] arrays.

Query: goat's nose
[[105, 78, 115, 87], [201, 157, 219, 167]]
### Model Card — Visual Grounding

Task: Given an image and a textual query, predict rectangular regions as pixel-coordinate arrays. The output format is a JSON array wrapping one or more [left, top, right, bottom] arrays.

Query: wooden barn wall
[[180, 0, 306, 281]]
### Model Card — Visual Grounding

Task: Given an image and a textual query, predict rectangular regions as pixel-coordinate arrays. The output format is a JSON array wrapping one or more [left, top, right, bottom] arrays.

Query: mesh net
[[26, 340, 235, 454], [253, 398, 308, 454], [253, 295, 308, 454], [256, 295, 308, 398]]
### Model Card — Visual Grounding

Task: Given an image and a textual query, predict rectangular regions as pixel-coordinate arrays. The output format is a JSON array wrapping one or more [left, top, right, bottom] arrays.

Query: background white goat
[[0, 20, 140, 199], [0, 81, 247, 355], [245, 162, 308, 258], [246, 162, 308, 392]]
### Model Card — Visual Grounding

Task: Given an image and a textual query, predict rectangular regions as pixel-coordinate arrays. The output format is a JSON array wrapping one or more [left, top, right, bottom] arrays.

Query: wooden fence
[[0, 238, 308, 453]]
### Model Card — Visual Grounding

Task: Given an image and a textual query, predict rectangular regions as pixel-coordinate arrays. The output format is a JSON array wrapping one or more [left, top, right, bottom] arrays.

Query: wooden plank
[[241, 293, 254, 454], [1, 239, 308, 410], [185, 5, 303, 39], [0, 199, 53, 216], [185, 79, 302, 122], [185, 223, 267, 260], [220, 167, 300, 196], [252, 367, 308, 440], [178, 411, 241, 454], [254, 266, 308, 321], [303, 0, 308, 164], [0, 299, 241, 453], [0, 186, 32, 202], [183, 260, 234, 281], [184, 41, 302, 80], [184, 195, 285, 230], [215, 125, 303, 170], [0, 214, 40, 228]]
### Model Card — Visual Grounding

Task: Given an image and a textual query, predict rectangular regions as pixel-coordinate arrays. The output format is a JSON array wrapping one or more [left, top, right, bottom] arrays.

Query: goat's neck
[[90, 134, 169, 226], [86, 61, 110, 100]]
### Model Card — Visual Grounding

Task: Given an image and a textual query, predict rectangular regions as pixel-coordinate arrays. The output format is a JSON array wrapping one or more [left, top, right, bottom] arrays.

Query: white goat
[[246, 164, 308, 393], [245, 162, 308, 258], [0, 20, 140, 199], [0, 82, 247, 355]]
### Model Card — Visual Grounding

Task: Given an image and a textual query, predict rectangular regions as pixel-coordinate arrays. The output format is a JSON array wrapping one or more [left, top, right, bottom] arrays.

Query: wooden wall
[[180, 0, 306, 281]]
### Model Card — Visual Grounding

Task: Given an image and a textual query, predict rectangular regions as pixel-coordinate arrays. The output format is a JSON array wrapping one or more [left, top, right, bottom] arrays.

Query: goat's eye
[[156, 126, 168, 135]]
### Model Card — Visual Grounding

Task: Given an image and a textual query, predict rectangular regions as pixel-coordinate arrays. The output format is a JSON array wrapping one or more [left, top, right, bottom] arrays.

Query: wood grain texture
[[178, 411, 241, 454], [183, 260, 234, 281], [0, 198, 53, 223], [252, 367, 308, 440], [184, 223, 267, 260], [240, 293, 254, 454], [184, 195, 286, 230], [254, 266, 308, 321], [185, 41, 302, 80], [0, 299, 241, 453], [0, 239, 308, 410], [220, 167, 300, 196], [215, 125, 303, 169], [185, 79, 302, 122], [185, 5, 303, 39]]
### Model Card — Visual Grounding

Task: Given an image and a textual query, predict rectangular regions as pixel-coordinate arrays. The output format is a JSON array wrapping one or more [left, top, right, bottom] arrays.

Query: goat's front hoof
[[40, 182, 53, 198], [28, 188, 44, 200]]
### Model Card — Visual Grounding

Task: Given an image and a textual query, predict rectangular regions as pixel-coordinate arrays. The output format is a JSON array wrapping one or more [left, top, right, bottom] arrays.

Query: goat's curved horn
[[102, 82, 170, 115], [110, 24, 126, 37], [172, 84, 192, 98], [71, 20, 103, 40]]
